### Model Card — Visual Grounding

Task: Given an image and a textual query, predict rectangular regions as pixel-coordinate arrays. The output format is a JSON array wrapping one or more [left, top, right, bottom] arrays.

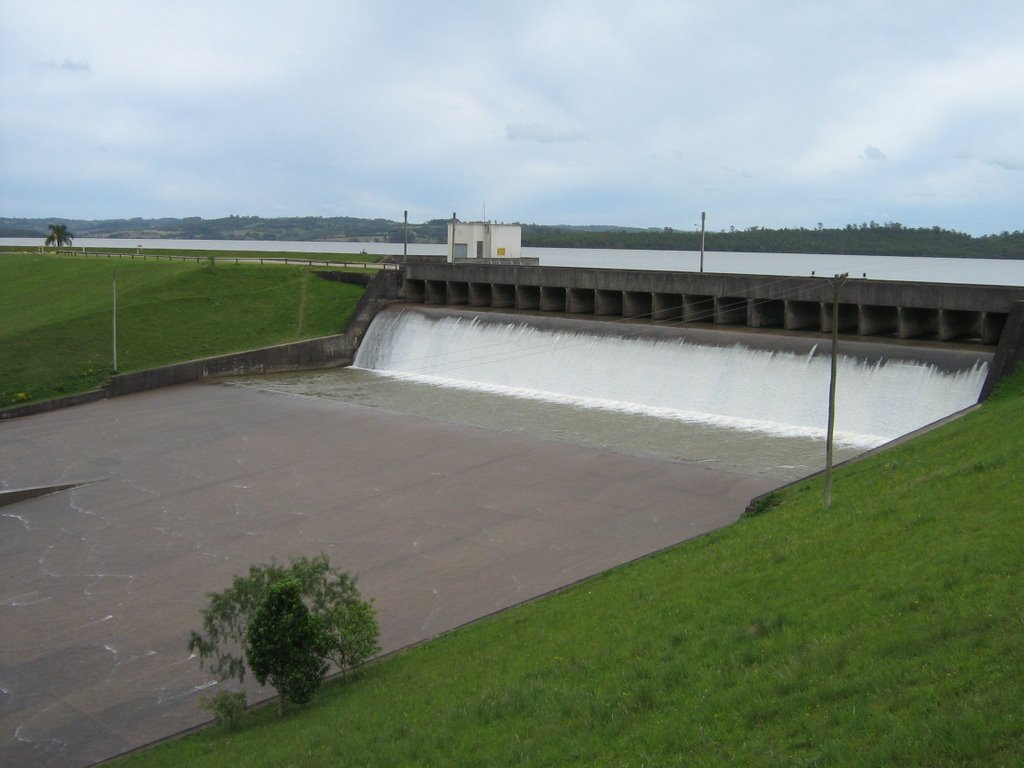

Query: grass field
[[111, 369, 1024, 766], [0, 253, 366, 407]]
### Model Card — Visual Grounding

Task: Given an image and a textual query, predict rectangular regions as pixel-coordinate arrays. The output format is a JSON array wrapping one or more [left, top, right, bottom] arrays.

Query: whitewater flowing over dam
[[354, 307, 990, 450]]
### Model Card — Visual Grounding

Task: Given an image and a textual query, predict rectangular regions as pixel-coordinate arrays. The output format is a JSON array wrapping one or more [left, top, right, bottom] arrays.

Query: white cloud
[[505, 123, 588, 144], [2, 0, 1023, 233], [990, 157, 1023, 172], [860, 146, 887, 162], [42, 59, 91, 72], [793, 42, 1024, 178]]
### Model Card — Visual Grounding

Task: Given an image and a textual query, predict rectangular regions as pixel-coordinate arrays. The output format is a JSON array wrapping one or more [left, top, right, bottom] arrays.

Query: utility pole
[[824, 272, 849, 510], [112, 270, 118, 372], [403, 210, 408, 261], [450, 212, 457, 262], [699, 211, 706, 272]]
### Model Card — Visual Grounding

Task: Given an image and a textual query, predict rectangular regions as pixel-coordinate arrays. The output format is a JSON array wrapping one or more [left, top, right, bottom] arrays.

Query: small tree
[[246, 579, 328, 714], [188, 555, 379, 714], [324, 598, 380, 680], [45, 223, 73, 248]]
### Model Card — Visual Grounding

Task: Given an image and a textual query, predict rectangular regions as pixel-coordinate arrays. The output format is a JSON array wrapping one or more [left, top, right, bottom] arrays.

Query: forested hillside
[[522, 222, 1024, 259], [3, 216, 1022, 259], [0, 215, 450, 244]]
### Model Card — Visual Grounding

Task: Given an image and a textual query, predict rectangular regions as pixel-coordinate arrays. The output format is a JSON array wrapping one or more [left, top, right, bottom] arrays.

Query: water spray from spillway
[[354, 308, 989, 449]]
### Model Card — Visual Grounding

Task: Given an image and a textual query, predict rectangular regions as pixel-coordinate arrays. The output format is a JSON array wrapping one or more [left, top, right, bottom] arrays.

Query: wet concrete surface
[[0, 383, 780, 767]]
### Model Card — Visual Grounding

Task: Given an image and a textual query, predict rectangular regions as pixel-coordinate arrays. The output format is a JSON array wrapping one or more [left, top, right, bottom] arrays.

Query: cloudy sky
[[2, 1, 1023, 234]]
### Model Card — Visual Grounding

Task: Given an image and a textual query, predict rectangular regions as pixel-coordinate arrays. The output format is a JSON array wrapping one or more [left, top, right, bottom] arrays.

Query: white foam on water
[[354, 310, 988, 447]]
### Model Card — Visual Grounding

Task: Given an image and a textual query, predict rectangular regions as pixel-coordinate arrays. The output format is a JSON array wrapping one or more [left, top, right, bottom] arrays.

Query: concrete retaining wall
[[105, 335, 352, 397], [981, 300, 1024, 399], [0, 389, 107, 421]]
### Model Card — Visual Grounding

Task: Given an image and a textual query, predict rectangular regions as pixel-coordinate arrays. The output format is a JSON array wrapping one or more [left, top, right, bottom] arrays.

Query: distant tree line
[[3, 216, 1022, 259], [521, 222, 1024, 260], [0, 215, 449, 244]]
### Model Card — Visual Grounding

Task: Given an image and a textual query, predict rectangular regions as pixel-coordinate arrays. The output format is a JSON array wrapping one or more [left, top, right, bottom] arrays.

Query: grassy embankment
[[0, 253, 367, 408], [114, 369, 1024, 766]]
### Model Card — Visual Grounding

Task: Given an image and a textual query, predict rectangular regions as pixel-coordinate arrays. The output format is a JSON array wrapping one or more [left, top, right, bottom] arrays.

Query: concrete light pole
[[450, 212, 457, 262], [112, 270, 118, 372], [699, 211, 706, 272], [824, 272, 849, 510]]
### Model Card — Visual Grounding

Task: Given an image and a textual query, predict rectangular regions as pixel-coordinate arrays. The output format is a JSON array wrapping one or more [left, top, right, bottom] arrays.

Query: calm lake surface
[[4, 237, 1024, 286]]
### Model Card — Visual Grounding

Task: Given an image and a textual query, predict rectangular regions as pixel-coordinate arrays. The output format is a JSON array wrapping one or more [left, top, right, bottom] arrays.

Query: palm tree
[[45, 223, 73, 248]]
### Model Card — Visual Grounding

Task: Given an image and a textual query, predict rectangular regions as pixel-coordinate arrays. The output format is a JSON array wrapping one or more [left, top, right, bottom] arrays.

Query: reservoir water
[[4, 237, 1024, 286]]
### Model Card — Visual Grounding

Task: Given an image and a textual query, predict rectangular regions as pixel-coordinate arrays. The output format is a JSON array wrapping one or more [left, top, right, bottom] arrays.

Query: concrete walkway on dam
[[0, 383, 780, 768]]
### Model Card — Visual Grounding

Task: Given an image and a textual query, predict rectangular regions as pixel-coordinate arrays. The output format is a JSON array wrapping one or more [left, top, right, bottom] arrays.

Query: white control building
[[447, 221, 522, 262]]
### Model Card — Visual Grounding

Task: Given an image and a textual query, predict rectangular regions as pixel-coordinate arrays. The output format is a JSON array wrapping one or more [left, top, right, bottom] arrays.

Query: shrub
[[197, 689, 247, 729]]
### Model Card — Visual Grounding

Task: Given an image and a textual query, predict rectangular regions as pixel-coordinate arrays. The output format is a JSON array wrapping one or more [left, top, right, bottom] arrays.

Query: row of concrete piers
[[406, 276, 1007, 344]]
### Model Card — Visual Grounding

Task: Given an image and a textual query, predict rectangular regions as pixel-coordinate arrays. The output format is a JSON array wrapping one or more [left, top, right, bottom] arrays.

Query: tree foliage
[[44, 222, 73, 247], [324, 598, 380, 679], [7, 215, 448, 244], [245, 578, 328, 711], [519, 221, 1024, 259], [188, 554, 379, 706], [197, 689, 247, 729]]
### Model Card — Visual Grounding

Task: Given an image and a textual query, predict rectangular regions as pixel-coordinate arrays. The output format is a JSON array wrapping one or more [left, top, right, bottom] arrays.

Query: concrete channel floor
[[0, 382, 781, 767]]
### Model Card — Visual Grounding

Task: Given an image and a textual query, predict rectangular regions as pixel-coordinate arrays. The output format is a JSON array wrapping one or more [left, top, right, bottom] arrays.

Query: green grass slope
[[0, 254, 365, 407], [116, 371, 1024, 767]]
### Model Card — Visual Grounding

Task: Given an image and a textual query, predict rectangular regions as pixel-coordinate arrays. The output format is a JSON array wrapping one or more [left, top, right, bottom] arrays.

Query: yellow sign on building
[[497, 247, 506, 256]]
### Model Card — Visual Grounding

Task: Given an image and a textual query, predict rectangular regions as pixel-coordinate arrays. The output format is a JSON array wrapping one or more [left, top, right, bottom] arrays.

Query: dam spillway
[[398, 261, 1024, 399], [354, 306, 990, 451]]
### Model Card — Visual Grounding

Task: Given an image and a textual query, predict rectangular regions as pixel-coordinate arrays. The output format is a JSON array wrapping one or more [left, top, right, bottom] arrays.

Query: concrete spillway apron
[[0, 383, 780, 768]]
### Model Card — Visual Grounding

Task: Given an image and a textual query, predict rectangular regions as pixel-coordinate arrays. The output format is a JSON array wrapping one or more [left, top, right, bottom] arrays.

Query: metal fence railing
[[47, 249, 400, 270]]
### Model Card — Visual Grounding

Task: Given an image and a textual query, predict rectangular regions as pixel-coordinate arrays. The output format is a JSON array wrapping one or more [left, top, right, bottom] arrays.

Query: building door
[[476, 240, 484, 258]]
